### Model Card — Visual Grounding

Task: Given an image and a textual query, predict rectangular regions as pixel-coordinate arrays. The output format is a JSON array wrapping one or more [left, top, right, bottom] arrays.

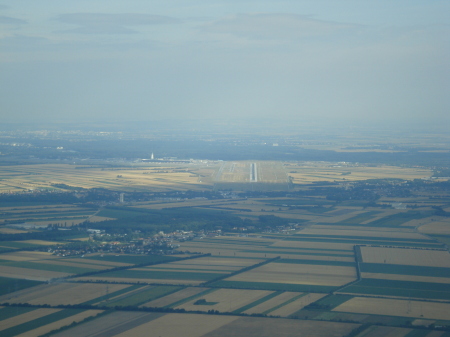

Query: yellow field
[[297, 228, 428, 240], [0, 283, 130, 305], [141, 287, 209, 308], [287, 163, 431, 184], [34, 259, 112, 271], [0, 163, 212, 193], [176, 256, 262, 266], [17, 240, 64, 246], [0, 251, 59, 261], [333, 297, 450, 320], [0, 308, 61, 331], [225, 262, 356, 286], [114, 313, 239, 337], [15, 310, 103, 337], [66, 257, 130, 267], [175, 288, 273, 312], [197, 316, 358, 337], [0, 228, 27, 234], [357, 326, 412, 337], [309, 224, 414, 233], [269, 293, 327, 317], [418, 219, 450, 235], [74, 276, 204, 285], [271, 240, 355, 251], [0, 265, 69, 281], [360, 246, 450, 267]]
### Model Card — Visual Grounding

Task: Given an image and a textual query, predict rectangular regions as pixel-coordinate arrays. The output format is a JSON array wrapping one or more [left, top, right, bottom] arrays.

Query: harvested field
[[0, 283, 130, 305], [0, 228, 27, 234], [271, 240, 355, 251], [73, 276, 204, 285], [333, 297, 450, 320], [50, 311, 166, 337], [149, 256, 262, 272], [419, 220, 450, 235], [114, 313, 239, 337], [0, 265, 69, 281], [225, 262, 356, 286], [141, 287, 208, 308], [360, 246, 450, 267], [361, 272, 450, 284], [0, 251, 59, 262], [298, 227, 430, 240], [65, 258, 130, 267], [15, 310, 103, 337], [14, 240, 62, 246], [0, 308, 61, 331], [356, 326, 411, 337], [176, 288, 273, 313], [32, 259, 112, 271], [201, 316, 359, 337], [269, 293, 326, 317]]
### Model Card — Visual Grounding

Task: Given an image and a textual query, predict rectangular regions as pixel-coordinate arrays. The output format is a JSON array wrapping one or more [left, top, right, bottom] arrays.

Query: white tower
[[151, 152, 154, 160]]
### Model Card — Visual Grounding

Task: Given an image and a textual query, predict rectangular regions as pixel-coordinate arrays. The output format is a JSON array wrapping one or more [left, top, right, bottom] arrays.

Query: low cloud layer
[[201, 13, 357, 40], [0, 15, 26, 25], [56, 13, 180, 34]]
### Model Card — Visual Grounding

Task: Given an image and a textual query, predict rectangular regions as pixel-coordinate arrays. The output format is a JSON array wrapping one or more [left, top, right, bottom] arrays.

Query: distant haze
[[1, 1, 448, 126]]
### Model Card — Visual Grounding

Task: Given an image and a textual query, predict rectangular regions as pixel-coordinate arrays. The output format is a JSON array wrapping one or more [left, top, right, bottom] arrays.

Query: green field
[[309, 294, 354, 310], [341, 278, 450, 300], [0, 276, 43, 296], [360, 263, 450, 278], [211, 280, 337, 293], [0, 260, 97, 274], [98, 269, 226, 281], [84, 255, 178, 265], [276, 259, 356, 267]]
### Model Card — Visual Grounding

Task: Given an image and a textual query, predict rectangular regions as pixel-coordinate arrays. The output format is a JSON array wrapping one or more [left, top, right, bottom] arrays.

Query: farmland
[[0, 159, 449, 336], [333, 297, 450, 320]]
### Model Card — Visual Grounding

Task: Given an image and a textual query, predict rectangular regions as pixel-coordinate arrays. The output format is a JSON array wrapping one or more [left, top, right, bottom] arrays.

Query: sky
[[0, 1, 449, 127]]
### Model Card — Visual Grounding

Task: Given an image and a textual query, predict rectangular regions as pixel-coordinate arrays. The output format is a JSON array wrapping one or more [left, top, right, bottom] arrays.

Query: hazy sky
[[1, 1, 448, 126]]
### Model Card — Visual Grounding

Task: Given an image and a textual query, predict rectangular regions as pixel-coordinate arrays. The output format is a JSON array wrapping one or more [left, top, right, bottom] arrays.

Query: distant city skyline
[[1, 1, 448, 126]]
